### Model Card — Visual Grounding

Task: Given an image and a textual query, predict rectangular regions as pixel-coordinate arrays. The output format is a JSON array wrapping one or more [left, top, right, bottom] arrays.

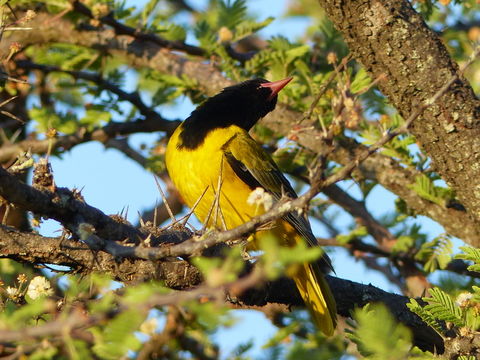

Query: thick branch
[[0, 224, 443, 352], [323, 184, 396, 247], [0, 224, 200, 287], [239, 275, 443, 353], [318, 0, 480, 236], [0, 166, 142, 242]]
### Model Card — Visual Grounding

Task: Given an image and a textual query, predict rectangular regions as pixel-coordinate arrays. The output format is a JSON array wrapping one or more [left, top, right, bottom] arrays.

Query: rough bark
[[318, 0, 480, 245], [0, 224, 201, 287], [0, 223, 443, 352]]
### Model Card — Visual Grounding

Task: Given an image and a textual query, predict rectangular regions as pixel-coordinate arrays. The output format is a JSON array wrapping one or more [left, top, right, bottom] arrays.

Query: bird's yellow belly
[[166, 127, 261, 230]]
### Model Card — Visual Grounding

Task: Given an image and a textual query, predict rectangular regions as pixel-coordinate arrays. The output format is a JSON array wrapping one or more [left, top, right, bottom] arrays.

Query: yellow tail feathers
[[293, 262, 337, 336]]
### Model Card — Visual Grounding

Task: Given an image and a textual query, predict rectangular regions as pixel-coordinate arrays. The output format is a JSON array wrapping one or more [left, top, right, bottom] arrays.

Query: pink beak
[[260, 77, 293, 100]]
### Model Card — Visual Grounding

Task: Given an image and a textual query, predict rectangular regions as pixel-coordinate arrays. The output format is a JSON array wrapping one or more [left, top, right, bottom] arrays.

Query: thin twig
[[202, 162, 225, 232], [179, 185, 209, 226], [154, 175, 176, 222], [301, 54, 353, 123]]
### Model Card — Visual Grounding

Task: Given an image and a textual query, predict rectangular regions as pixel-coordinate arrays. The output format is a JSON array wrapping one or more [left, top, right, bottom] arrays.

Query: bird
[[165, 77, 337, 335]]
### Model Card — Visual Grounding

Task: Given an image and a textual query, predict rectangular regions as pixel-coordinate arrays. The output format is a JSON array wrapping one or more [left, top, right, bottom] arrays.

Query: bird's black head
[[179, 77, 293, 149]]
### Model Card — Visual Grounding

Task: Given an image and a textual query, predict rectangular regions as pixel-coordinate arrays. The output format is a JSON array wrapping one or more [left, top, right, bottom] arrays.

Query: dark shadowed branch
[[0, 223, 443, 352]]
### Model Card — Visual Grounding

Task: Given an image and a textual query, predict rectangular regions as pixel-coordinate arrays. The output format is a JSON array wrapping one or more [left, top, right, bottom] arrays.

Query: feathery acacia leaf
[[423, 288, 463, 327]]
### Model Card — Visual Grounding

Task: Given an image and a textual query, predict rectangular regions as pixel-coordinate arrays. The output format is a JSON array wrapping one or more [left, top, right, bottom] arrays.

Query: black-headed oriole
[[166, 77, 336, 335]]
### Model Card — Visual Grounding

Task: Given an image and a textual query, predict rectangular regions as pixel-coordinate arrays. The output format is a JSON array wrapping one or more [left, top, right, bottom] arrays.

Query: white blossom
[[5, 286, 18, 299], [247, 187, 273, 211], [27, 276, 54, 300], [455, 292, 473, 307]]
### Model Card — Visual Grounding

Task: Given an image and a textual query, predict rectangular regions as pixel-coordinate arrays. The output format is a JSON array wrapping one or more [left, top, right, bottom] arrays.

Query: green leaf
[[360, 120, 416, 165], [262, 321, 300, 348], [350, 303, 412, 359], [285, 45, 310, 63], [232, 17, 274, 42], [415, 235, 452, 273], [65, 273, 113, 298], [71, 339, 94, 360], [218, 0, 247, 29], [123, 282, 169, 305], [408, 174, 447, 206], [141, 71, 200, 105], [4, 298, 51, 328], [229, 339, 254, 357], [186, 301, 231, 331], [191, 247, 244, 287], [30, 107, 81, 135], [391, 235, 415, 253], [336, 226, 368, 245], [80, 109, 111, 128], [258, 234, 283, 279], [257, 234, 325, 281], [456, 246, 480, 272], [141, 0, 161, 25], [29, 107, 60, 133], [62, 50, 97, 71], [153, 22, 187, 41], [350, 68, 372, 94], [423, 288, 463, 326], [406, 298, 444, 335], [92, 310, 144, 359], [29, 345, 58, 360], [464, 303, 480, 331], [466, 264, 480, 272], [278, 240, 323, 265], [194, 20, 216, 50], [380, 136, 416, 164], [88, 292, 116, 315]]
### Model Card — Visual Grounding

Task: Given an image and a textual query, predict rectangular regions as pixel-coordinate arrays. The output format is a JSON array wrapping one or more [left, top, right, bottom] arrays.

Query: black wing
[[222, 133, 318, 248]]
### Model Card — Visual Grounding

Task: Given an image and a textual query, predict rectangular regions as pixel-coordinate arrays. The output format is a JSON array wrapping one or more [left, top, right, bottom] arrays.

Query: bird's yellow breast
[[166, 124, 260, 230]]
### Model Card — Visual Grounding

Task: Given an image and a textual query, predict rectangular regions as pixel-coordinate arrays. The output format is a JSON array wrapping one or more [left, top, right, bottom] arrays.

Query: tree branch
[[0, 223, 443, 352], [0, 223, 200, 287], [15, 59, 177, 132], [323, 184, 396, 247], [318, 0, 480, 236], [71, 0, 206, 57], [0, 117, 179, 163], [0, 166, 143, 242]]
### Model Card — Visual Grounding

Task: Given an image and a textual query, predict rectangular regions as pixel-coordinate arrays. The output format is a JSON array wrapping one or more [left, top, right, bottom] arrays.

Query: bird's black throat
[[178, 105, 260, 149]]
